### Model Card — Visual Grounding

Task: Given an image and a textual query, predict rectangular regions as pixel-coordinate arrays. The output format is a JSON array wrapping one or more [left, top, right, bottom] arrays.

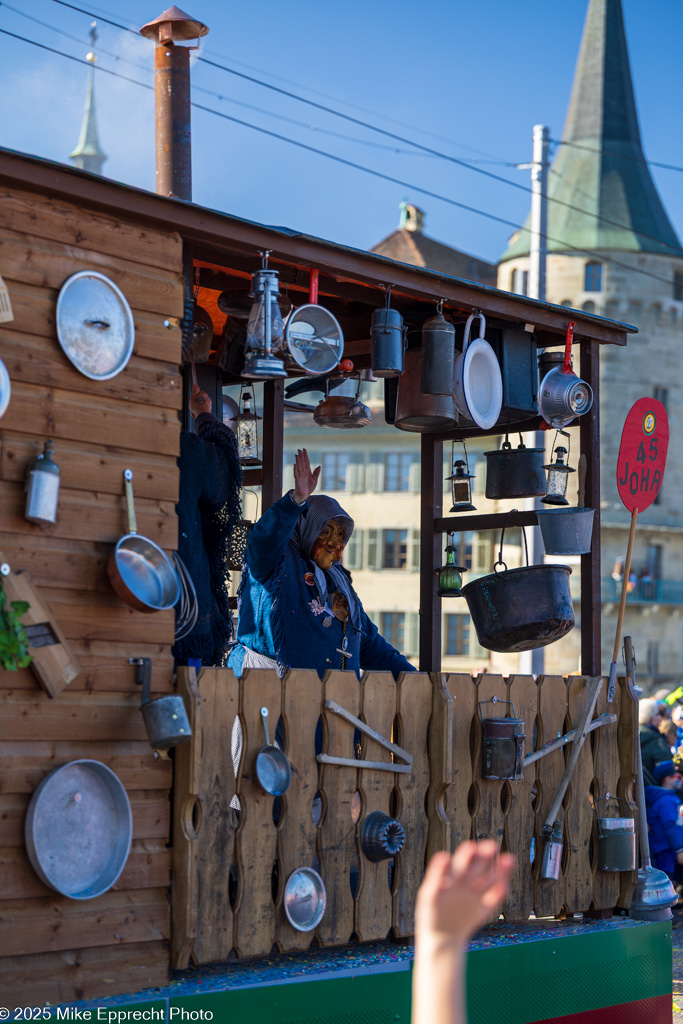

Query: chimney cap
[[140, 5, 209, 43]]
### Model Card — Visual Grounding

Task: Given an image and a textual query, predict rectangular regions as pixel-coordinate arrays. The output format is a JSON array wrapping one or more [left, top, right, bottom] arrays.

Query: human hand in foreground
[[416, 841, 515, 948], [292, 448, 321, 504], [189, 384, 212, 418]]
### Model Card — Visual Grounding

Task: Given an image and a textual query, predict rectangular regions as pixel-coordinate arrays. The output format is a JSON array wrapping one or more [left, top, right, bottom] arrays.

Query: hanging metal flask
[[25, 440, 60, 525], [371, 288, 406, 377], [420, 305, 455, 396]]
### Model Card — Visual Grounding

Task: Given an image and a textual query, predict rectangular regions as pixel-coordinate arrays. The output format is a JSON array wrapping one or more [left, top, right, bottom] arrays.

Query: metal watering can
[[479, 697, 525, 781], [130, 657, 191, 750], [595, 797, 636, 872]]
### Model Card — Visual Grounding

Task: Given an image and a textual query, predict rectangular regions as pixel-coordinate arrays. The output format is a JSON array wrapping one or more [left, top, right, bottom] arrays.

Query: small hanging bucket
[[596, 797, 636, 872], [536, 506, 595, 556]]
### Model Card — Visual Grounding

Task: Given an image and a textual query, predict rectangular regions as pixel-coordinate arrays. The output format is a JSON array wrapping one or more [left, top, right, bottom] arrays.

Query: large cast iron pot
[[461, 511, 574, 653]]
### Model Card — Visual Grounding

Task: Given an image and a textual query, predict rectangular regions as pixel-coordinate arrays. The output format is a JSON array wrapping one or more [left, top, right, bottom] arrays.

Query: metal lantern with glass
[[243, 252, 287, 379], [542, 432, 575, 506], [447, 440, 476, 513], [236, 385, 262, 466], [435, 533, 466, 597]]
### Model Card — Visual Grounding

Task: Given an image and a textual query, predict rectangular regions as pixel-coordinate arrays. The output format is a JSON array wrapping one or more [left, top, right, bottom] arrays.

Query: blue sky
[[1, 0, 682, 263]]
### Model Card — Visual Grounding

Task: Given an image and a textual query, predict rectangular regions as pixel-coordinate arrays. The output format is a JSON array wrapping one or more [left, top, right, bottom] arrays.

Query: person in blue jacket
[[644, 759, 683, 880], [228, 448, 415, 679]]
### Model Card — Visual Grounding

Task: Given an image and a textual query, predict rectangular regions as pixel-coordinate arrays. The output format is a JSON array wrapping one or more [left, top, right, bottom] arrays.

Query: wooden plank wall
[[172, 668, 637, 968], [0, 186, 184, 1004]]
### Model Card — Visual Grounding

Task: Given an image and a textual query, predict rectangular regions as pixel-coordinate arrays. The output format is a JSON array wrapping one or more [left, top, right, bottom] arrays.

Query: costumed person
[[228, 448, 415, 679], [644, 760, 683, 881], [173, 385, 243, 666]]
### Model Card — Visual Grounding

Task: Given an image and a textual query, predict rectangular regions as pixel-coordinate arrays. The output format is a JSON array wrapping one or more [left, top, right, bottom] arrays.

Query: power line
[[552, 137, 683, 175], [0, 25, 677, 292], [41, 0, 683, 252]]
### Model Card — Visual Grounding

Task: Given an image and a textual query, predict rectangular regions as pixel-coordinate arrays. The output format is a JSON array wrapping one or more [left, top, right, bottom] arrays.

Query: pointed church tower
[[69, 22, 107, 176], [498, 0, 683, 688]]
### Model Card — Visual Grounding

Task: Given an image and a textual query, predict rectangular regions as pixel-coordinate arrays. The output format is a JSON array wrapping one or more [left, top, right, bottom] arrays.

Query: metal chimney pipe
[[140, 6, 209, 200]]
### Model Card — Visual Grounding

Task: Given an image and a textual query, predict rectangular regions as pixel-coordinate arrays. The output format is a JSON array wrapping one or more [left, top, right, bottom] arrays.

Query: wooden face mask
[[311, 519, 346, 569]]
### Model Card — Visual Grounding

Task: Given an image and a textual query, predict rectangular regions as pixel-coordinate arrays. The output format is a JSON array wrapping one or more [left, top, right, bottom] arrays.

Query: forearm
[[412, 938, 466, 1024], [247, 491, 305, 582]]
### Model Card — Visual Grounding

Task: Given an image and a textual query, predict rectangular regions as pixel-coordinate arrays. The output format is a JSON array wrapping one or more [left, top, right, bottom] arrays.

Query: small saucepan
[[107, 469, 180, 613], [255, 707, 292, 795]]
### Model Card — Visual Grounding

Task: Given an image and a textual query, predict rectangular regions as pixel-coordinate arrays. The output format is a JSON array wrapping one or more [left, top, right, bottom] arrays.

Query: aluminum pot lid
[[56, 271, 135, 380], [283, 867, 327, 931], [0, 356, 10, 419], [24, 759, 132, 900]]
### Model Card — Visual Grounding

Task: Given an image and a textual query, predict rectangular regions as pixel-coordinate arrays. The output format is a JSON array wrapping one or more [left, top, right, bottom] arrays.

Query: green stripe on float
[[465, 921, 672, 1024]]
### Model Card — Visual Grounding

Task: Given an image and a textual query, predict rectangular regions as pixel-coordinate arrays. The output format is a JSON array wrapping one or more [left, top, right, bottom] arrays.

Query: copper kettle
[[313, 374, 371, 429]]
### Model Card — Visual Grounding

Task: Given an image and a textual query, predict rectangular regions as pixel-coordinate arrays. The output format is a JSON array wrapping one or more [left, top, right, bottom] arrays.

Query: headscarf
[[292, 495, 359, 627]]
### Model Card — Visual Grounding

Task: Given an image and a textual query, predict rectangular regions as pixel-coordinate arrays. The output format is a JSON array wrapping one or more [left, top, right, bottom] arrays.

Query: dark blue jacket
[[228, 492, 415, 679], [644, 784, 683, 876]]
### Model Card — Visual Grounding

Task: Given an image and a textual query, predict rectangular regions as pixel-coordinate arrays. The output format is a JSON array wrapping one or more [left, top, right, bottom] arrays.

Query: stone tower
[[499, 0, 683, 689], [69, 22, 107, 176]]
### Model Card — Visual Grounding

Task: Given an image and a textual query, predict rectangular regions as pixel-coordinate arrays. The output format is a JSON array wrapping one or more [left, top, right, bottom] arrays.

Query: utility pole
[[519, 124, 550, 676]]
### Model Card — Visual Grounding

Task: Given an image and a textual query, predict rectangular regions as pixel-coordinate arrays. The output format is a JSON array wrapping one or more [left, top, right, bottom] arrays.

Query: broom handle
[[543, 675, 603, 830], [612, 510, 638, 664], [625, 636, 651, 868]]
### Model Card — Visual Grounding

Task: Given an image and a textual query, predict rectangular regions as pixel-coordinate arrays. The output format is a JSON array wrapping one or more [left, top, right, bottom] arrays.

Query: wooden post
[[261, 379, 284, 511], [419, 435, 443, 671], [580, 341, 601, 676]]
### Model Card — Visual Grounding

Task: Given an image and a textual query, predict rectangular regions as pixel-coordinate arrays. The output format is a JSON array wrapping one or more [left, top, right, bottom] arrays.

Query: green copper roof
[[501, 0, 682, 261], [69, 63, 107, 174]]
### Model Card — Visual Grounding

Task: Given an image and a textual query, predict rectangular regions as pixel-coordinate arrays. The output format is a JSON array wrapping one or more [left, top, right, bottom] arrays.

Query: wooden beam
[[580, 341, 601, 676], [435, 510, 539, 534], [261, 380, 284, 511], [420, 436, 443, 672]]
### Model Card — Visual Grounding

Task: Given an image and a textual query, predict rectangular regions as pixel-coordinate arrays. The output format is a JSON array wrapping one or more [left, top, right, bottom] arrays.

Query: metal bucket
[[132, 657, 192, 750], [596, 798, 636, 872], [484, 440, 546, 499], [536, 506, 595, 556], [479, 698, 525, 780]]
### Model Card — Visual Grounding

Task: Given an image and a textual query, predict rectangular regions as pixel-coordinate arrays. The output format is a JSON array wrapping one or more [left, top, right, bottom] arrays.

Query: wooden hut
[[0, 146, 672, 1023]]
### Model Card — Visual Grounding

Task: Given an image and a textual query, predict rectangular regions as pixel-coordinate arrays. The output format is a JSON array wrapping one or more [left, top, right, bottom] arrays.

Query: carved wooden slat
[[591, 676, 621, 912], [425, 674, 453, 862], [171, 666, 202, 969], [533, 675, 569, 919], [472, 674, 507, 849], [446, 674, 477, 852], [563, 676, 596, 915], [233, 669, 281, 958], [355, 671, 398, 942], [392, 671, 432, 937], [276, 668, 322, 952], [617, 673, 639, 909], [317, 671, 361, 947], [502, 675, 538, 921]]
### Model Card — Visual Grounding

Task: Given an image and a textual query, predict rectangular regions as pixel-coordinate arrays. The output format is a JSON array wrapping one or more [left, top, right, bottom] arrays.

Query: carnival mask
[[311, 519, 346, 570]]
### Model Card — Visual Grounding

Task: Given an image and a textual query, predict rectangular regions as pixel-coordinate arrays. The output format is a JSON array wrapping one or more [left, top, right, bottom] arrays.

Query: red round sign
[[616, 397, 669, 513]]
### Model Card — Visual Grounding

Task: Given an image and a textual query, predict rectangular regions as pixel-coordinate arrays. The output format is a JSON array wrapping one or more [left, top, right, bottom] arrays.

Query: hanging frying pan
[[255, 706, 291, 795], [107, 469, 180, 613]]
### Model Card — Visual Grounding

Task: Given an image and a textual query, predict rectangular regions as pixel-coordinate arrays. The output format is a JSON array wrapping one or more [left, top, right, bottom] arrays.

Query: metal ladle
[[255, 707, 292, 796]]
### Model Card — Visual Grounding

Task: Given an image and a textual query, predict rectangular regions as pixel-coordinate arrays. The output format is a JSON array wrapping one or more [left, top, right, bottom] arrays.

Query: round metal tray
[[283, 867, 327, 932], [56, 271, 135, 380], [24, 759, 132, 900]]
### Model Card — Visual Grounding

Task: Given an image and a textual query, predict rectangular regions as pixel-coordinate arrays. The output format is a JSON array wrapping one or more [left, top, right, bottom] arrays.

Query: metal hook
[[436, 299, 443, 315]]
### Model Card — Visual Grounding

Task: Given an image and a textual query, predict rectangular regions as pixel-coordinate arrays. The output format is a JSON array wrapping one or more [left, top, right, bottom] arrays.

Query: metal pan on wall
[[107, 469, 180, 613]]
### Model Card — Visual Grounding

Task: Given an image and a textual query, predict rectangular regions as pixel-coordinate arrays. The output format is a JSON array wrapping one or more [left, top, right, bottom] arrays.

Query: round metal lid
[[0, 357, 11, 419], [283, 867, 327, 932], [56, 271, 135, 381], [24, 759, 132, 900]]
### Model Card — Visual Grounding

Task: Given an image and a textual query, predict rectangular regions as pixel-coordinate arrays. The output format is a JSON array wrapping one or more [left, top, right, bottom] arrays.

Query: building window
[[380, 612, 405, 650], [321, 452, 350, 491], [646, 640, 660, 676], [674, 271, 683, 302], [384, 452, 414, 492], [382, 529, 408, 569], [445, 614, 470, 656], [653, 387, 668, 411], [584, 262, 602, 292], [512, 268, 528, 296]]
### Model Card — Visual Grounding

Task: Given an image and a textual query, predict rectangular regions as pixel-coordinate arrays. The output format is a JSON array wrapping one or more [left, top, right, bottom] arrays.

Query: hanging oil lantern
[[420, 300, 455, 396], [236, 386, 262, 466], [435, 534, 466, 597], [542, 434, 575, 506], [25, 440, 60, 525], [447, 440, 476, 513], [243, 251, 287, 379]]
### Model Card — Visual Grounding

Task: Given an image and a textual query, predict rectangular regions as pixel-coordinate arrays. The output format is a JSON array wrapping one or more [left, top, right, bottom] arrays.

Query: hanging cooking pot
[[461, 510, 574, 652], [395, 347, 459, 433], [255, 707, 292, 796], [484, 435, 546, 499], [538, 322, 593, 428], [371, 287, 406, 378], [313, 374, 371, 429], [420, 302, 455, 396], [107, 469, 180, 612], [453, 313, 503, 430], [131, 656, 191, 749]]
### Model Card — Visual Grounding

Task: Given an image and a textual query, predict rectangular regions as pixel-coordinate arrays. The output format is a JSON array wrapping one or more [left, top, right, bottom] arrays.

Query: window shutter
[[409, 461, 421, 494], [345, 529, 363, 570], [347, 462, 366, 494], [474, 537, 491, 573], [282, 459, 295, 494], [366, 529, 380, 570], [368, 463, 385, 493], [409, 528, 421, 572], [474, 459, 486, 496], [405, 611, 419, 657]]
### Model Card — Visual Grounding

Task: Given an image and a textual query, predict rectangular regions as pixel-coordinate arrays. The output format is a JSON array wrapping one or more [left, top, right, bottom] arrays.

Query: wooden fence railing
[[172, 668, 637, 968]]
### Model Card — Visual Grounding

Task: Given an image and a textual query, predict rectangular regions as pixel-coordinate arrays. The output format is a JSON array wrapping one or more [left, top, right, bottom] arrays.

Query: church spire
[[69, 22, 107, 176], [502, 0, 682, 260]]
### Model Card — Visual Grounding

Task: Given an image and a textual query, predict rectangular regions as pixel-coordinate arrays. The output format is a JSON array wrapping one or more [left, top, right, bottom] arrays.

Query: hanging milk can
[[479, 697, 525, 781], [421, 301, 455, 396], [25, 440, 60, 525], [371, 287, 406, 378]]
